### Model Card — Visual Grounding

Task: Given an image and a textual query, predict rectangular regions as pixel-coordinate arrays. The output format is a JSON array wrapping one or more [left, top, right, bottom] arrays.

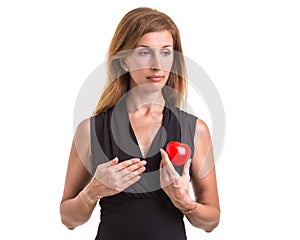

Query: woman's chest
[[129, 113, 163, 157]]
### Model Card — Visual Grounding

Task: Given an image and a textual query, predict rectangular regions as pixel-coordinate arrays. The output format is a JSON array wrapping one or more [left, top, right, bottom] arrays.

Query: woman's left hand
[[159, 148, 192, 210]]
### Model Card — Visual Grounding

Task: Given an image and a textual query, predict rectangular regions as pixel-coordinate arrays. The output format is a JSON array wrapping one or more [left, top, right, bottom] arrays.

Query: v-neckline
[[127, 102, 167, 159]]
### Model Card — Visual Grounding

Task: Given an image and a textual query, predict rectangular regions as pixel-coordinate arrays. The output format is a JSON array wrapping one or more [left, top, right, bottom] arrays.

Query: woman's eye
[[139, 50, 151, 56], [161, 50, 171, 56]]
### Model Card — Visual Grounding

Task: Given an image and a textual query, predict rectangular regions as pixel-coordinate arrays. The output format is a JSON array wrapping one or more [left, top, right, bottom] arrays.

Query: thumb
[[183, 159, 192, 176], [111, 157, 119, 165], [101, 157, 118, 169], [95, 157, 119, 174], [160, 148, 169, 162]]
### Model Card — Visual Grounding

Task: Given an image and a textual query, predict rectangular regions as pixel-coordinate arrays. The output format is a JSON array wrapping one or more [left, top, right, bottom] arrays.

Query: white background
[[1, 0, 299, 239]]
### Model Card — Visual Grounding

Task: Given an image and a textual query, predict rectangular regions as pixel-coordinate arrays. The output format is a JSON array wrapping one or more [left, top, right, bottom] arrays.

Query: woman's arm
[[60, 119, 96, 230], [60, 119, 147, 230], [159, 118, 220, 232], [183, 118, 220, 232]]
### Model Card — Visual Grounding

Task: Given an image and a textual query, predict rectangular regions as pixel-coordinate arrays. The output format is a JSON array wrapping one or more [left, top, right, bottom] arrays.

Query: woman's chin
[[130, 82, 164, 92]]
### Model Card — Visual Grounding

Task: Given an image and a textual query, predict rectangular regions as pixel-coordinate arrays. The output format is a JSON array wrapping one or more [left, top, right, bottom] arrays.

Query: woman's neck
[[126, 89, 165, 114]]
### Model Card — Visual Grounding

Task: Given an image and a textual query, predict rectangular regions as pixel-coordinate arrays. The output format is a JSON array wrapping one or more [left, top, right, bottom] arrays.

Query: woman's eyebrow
[[136, 45, 173, 48]]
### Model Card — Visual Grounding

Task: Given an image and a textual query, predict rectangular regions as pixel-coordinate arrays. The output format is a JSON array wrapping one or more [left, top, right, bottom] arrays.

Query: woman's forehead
[[136, 30, 173, 48]]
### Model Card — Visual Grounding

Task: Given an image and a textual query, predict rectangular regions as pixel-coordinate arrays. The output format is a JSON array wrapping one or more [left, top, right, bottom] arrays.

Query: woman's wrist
[[79, 186, 99, 208], [175, 194, 193, 210], [180, 200, 198, 215]]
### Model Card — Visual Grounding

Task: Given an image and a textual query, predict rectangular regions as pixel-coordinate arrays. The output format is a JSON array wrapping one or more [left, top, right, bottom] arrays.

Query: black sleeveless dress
[[90, 97, 197, 240]]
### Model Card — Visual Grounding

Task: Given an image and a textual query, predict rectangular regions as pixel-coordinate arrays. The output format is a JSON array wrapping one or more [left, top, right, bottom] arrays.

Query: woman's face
[[124, 30, 174, 92]]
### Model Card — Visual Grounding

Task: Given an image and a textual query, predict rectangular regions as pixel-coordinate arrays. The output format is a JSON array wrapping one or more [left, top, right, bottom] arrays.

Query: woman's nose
[[151, 52, 162, 71]]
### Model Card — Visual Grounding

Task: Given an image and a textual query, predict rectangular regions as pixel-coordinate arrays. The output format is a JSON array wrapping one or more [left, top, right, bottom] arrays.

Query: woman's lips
[[146, 75, 164, 82]]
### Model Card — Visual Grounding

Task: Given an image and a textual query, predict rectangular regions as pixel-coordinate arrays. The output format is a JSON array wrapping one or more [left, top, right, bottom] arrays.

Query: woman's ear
[[120, 58, 129, 72]]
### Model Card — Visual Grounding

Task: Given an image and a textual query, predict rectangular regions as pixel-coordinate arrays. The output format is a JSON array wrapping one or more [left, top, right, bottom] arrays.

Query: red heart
[[166, 141, 191, 166]]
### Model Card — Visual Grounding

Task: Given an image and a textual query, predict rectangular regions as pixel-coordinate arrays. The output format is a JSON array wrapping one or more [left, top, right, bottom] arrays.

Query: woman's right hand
[[81, 157, 146, 204]]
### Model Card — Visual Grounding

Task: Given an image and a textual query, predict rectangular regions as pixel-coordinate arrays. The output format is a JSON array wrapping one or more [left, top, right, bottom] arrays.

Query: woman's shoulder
[[195, 117, 210, 134], [168, 103, 198, 123], [193, 117, 212, 149], [168, 103, 210, 137], [74, 118, 91, 136]]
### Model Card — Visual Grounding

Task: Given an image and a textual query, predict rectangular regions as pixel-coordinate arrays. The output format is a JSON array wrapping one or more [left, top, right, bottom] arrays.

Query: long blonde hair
[[94, 7, 187, 115]]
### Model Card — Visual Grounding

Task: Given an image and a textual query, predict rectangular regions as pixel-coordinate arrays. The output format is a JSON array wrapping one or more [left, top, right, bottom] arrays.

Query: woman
[[60, 7, 220, 239]]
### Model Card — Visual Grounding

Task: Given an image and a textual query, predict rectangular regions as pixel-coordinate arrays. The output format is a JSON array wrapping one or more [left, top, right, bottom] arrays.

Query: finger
[[160, 160, 164, 185], [160, 149, 171, 166], [160, 168, 166, 188], [160, 160, 164, 183], [121, 169, 141, 183], [159, 150, 170, 178], [112, 158, 140, 172], [183, 159, 192, 176], [121, 175, 141, 190], [117, 160, 146, 178], [160, 149, 179, 183], [160, 149, 180, 180], [120, 164, 146, 179], [97, 157, 119, 170], [165, 164, 180, 181], [160, 149, 173, 175], [160, 159, 175, 188], [159, 160, 169, 188], [160, 170, 172, 188], [125, 160, 147, 173]]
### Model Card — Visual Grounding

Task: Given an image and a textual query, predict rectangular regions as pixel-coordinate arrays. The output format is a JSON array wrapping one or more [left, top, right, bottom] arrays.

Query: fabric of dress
[[90, 96, 197, 240]]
